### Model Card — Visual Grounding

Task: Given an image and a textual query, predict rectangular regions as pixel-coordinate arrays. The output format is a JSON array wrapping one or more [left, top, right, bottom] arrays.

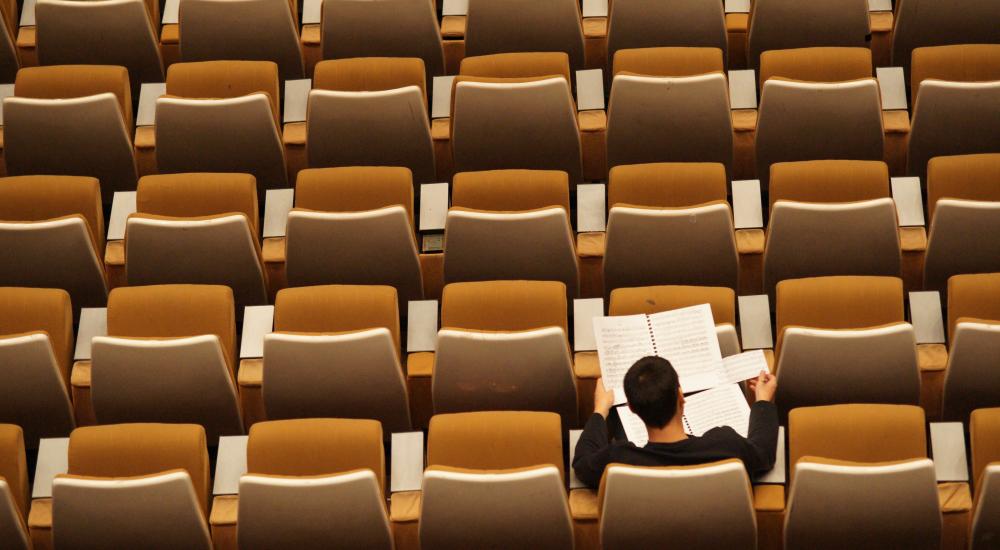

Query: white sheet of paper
[[240, 305, 274, 359], [406, 300, 438, 352], [106, 191, 137, 241], [617, 404, 649, 447], [283, 79, 312, 124], [722, 349, 768, 384], [738, 294, 773, 350], [568, 429, 586, 489], [162, 0, 178, 24], [0, 84, 15, 126], [728, 69, 757, 110], [576, 69, 605, 111], [263, 188, 294, 238], [593, 314, 657, 404], [442, 0, 467, 16], [647, 304, 724, 393], [909, 291, 946, 344], [891, 177, 925, 227], [33, 438, 69, 499], [431, 76, 456, 119], [391, 432, 425, 492], [682, 384, 751, 437], [74, 308, 108, 361], [136, 83, 166, 127], [573, 298, 604, 352], [302, 0, 321, 24], [576, 183, 606, 232], [20, 0, 36, 26], [213, 436, 249, 495], [419, 183, 449, 231], [732, 179, 764, 229], [930, 422, 969, 482], [876, 67, 908, 111]]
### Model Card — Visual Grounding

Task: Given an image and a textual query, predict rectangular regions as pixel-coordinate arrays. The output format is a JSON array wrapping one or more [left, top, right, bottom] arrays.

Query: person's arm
[[572, 378, 616, 488], [742, 371, 780, 475]]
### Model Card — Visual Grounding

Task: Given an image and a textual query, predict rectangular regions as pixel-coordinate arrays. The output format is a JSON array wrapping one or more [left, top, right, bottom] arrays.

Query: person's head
[[624, 356, 683, 429]]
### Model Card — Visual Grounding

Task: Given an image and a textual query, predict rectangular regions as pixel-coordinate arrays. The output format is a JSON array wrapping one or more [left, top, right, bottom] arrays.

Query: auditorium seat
[[49, 423, 211, 549], [125, 173, 269, 308], [260, 285, 411, 431], [604, 162, 738, 293], [35, 0, 164, 84], [600, 460, 756, 550], [284, 167, 424, 304], [606, 0, 727, 69], [763, 161, 900, 294], [970, 408, 1000, 549], [941, 273, 1000, 421], [321, 0, 445, 80], [746, 0, 869, 70], [416, 411, 571, 549], [891, 0, 1000, 79], [611, 46, 724, 78], [432, 280, 577, 426], [156, 61, 287, 191], [179, 0, 305, 80], [758, 46, 872, 87], [89, 285, 244, 442], [0, 425, 28, 550], [442, 170, 579, 298], [4, 65, 137, 204], [0, 287, 75, 447], [924, 155, 1000, 291], [0, 176, 108, 309], [464, 0, 585, 71], [909, 44, 1000, 101], [234, 418, 391, 549], [306, 58, 435, 184]]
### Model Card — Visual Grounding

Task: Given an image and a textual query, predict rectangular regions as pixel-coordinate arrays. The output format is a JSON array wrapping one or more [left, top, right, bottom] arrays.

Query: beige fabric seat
[[606, 0, 727, 68], [941, 274, 1000, 421], [763, 161, 900, 295], [51, 423, 211, 549], [600, 460, 755, 550], [4, 65, 137, 203], [0, 176, 108, 309], [755, 79, 883, 189], [0, 287, 75, 448], [0, 425, 28, 550], [35, 0, 163, 84], [611, 46, 724, 78], [263, 285, 411, 431], [321, 0, 445, 79], [747, 0, 869, 70], [909, 45, 1000, 101], [125, 173, 268, 308], [452, 77, 582, 185], [442, 170, 578, 298], [157, 61, 287, 191], [307, 58, 435, 184], [179, 0, 304, 80], [284, 167, 424, 304], [90, 285, 244, 442], [758, 46, 873, 85], [606, 73, 733, 174], [970, 408, 1000, 548], [892, 0, 1000, 78], [464, 0, 585, 71], [238, 418, 391, 550]]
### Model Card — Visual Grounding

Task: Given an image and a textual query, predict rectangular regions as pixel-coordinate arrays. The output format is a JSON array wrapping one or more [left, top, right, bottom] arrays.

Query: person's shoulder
[[699, 426, 744, 441]]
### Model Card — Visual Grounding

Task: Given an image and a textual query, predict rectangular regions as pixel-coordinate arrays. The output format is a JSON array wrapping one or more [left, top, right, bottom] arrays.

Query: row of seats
[[2, 405, 998, 549]]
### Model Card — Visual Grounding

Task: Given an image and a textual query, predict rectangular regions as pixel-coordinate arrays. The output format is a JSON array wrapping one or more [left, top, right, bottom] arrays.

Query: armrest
[[577, 232, 606, 259], [419, 183, 449, 232], [406, 300, 438, 353], [32, 438, 69, 499], [876, 67, 908, 111], [209, 495, 239, 528], [568, 430, 586, 489], [582, 0, 608, 17], [70, 360, 91, 389], [406, 351, 434, 378], [738, 295, 774, 350], [106, 191, 137, 241], [213, 436, 249, 496], [301, 0, 321, 24], [732, 179, 764, 230], [390, 491, 422, 523], [136, 83, 165, 128], [568, 488, 600, 520], [237, 358, 263, 387], [917, 343, 948, 372], [899, 226, 927, 253], [432, 76, 456, 120], [263, 188, 294, 239], [725, 0, 750, 13], [755, 426, 786, 484], [283, 79, 312, 124], [162, 0, 178, 24], [576, 69, 605, 112], [909, 291, 946, 345], [573, 351, 600, 379], [573, 298, 604, 353], [0, 83, 14, 127], [891, 177, 925, 228], [391, 432, 424, 493], [938, 483, 972, 514], [239, 305, 274, 360], [930, 423, 969, 482], [735, 228, 765, 255], [262, 237, 286, 265], [74, 307, 108, 361], [576, 183, 606, 233], [27, 497, 51, 532], [752, 484, 784, 512], [728, 70, 757, 110], [19, 0, 35, 26]]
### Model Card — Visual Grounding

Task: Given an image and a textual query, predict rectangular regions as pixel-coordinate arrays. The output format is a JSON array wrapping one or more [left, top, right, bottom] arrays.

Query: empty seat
[[909, 44, 1000, 101], [758, 46, 872, 85], [0, 425, 28, 550], [970, 408, 1000, 549], [238, 418, 391, 550], [307, 58, 435, 184], [892, 0, 1000, 78], [0, 287, 75, 447], [606, 0, 727, 68], [284, 167, 424, 304], [942, 274, 1000, 421], [433, 280, 577, 426], [36, 0, 164, 84], [464, 0, 585, 70], [51, 423, 211, 549], [600, 461, 755, 550], [747, 0, 869, 69], [604, 162, 738, 293], [125, 173, 269, 308], [321, 0, 445, 79], [263, 285, 410, 431], [4, 65, 137, 203], [763, 161, 900, 294], [0, 176, 108, 309], [924, 155, 1000, 291], [756, 79, 883, 189], [606, 73, 733, 174], [611, 46, 724, 78], [179, 0, 304, 80], [90, 285, 243, 442], [443, 170, 579, 298], [157, 61, 287, 190]]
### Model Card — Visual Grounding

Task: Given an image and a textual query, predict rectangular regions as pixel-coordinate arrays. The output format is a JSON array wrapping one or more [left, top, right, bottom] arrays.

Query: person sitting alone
[[573, 355, 779, 488]]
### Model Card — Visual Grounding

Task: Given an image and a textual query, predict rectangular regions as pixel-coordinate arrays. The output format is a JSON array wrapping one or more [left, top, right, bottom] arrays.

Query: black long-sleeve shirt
[[573, 400, 780, 489]]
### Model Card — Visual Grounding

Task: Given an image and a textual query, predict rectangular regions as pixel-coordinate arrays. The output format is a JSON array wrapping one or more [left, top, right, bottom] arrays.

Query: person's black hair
[[623, 356, 680, 428]]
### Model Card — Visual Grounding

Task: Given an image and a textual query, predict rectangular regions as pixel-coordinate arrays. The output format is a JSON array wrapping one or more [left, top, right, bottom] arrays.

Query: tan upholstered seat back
[[891, 0, 1000, 76], [275, 284, 401, 351], [465, 0, 585, 70], [314, 57, 427, 103], [970, 408, 1000, 490], [0, 425, 27, 523], [165, 60, 281, 123], [295, 166, 414, 222], [609, 285, 736, 325], [0, 287, 72, 381], [607, 0, 727, 67], [768, 160, 889, 212], [451, 169, 570, 213], [67, 423, 210, 514], [441, 280, 567, 335], [136, 173, 260, 237], [948, 273, 1000, 341], [246, 418, 385, 493], [612, 47, 724, 78], [609, 162, 728, 208], [910, 44, 1000, 101], [758, 47, 872, 86], [747, 0, 869, 69], [14, 65, 133, 128], [926, 154, 1000, 223], [0, 176, 105, 255], [460, 52, 572, 83]]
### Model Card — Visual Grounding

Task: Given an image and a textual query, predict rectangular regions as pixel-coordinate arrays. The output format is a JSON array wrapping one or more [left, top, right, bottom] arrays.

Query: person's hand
[[747, 370, 777, 402], [594, 377, 616, 418]]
